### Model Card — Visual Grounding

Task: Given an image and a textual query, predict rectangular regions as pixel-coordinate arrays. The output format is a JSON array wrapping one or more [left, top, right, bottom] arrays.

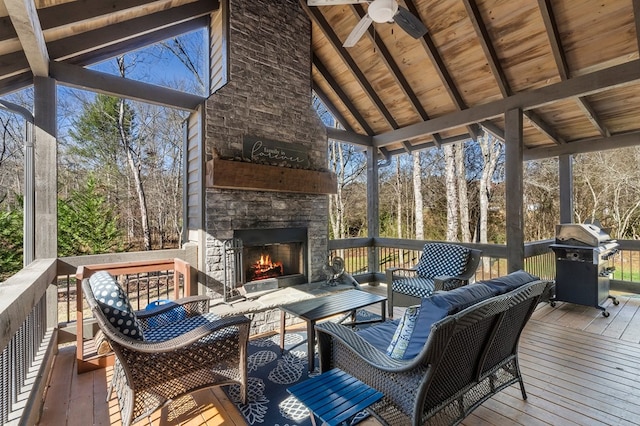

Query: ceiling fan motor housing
[[368, 0, 398, 23]]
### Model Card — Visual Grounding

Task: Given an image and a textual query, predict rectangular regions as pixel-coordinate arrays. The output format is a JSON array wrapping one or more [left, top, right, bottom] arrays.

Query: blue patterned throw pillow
[[89, 271, 144, 341], [386, 305, 420, 359], [415, 243, 470, 278]]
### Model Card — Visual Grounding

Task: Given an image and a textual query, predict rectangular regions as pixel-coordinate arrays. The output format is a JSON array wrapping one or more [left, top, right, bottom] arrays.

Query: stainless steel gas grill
[[550, 223, 619, 317]]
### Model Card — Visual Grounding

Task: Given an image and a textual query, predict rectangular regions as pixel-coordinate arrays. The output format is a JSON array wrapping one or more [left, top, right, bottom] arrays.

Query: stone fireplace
[[235, 227, 308, 289], [202, 0, 333, 301]]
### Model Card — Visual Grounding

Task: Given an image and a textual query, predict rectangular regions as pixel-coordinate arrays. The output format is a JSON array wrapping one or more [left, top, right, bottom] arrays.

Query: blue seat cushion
[[89, 271, 144, 341], [415, 243, 470, 278], [392, 276, 435, 298], [143, 312, 230, 342], [480, 270, 539, 295], [356, 320, 401, 353], [429, 282, 500, 315]]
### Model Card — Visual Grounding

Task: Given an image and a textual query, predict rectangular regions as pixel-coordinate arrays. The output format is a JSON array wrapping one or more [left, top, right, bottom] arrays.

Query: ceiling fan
[[308, 0, 428, 47]]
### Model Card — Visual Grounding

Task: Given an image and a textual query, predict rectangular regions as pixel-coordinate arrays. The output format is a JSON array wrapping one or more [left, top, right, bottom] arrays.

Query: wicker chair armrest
[[433, 275, 466, 291], [107, 314, 251, 353], [136, 295, 211, 320], [386, 267, 419, 280], [316, 322, 418, 372]]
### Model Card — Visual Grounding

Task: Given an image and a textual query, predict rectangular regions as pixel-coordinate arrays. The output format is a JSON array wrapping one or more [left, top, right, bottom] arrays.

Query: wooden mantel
[[206, 158, 337, 194]]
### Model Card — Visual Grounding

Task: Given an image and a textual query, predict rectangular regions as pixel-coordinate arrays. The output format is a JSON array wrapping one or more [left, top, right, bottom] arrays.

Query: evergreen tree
[[0, 201, 23, 280], [58, 176, 123, 256]]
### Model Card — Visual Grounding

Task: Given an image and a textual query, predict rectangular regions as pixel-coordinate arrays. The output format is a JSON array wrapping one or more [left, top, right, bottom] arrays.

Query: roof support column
[[505, 108, 524, 272], [559, 154, 573, 223], [34, 76, 57, 259], [366, 146, 380, 282]]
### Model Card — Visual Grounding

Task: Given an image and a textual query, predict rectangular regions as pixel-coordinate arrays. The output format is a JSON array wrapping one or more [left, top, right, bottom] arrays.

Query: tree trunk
[[413, 152, 424, 240], [444, 144, 458, 241], [329, 139, 346, 239], [478, 133, 501, 271], [118, 57, 151, 250], [455, 142, 470, 242]]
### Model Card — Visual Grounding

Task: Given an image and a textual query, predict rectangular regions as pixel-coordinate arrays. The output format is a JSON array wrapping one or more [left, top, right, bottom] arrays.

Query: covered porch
[[42, 286, 640, 425], [2, 0, 640, 424]]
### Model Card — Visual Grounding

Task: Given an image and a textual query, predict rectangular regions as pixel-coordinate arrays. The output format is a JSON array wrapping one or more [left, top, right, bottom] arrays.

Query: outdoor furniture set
[[81, 243, 549, 426], [316, 270, 553, 425]]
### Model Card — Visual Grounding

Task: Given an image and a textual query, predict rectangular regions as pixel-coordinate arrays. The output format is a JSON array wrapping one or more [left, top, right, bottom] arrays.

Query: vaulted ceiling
[[1, 0, 640, 161], [304, 0, 640, 160], [0, 0, 217, 99]]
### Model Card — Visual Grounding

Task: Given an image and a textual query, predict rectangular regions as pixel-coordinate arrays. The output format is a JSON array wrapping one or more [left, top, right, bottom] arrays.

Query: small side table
[[287, 368, 383, 426]]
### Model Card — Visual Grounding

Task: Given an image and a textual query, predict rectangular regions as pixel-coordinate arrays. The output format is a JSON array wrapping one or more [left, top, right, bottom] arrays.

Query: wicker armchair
[[317, 279, 552, 426], [386, 243, 481, 317], [82, 272, 250, 426]]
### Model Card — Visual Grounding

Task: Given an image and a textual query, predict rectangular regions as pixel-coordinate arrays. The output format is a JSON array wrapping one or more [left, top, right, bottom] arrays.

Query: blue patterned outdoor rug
[[225, 310, 380, 425]]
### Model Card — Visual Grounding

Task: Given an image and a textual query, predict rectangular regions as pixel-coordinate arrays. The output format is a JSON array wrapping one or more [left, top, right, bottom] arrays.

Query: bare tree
[[413, 151, 424, 240], [455, 141, 471, 242], [444, 144, 458, 241], [117, 56, 151, 250], [478, 133, 502, 269]]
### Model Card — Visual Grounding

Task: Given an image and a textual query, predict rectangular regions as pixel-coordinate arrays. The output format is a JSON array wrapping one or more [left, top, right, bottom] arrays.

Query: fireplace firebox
[[234, 228, 308, 290]]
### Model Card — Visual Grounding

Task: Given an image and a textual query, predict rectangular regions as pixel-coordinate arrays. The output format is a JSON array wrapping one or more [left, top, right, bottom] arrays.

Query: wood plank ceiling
[[0, 0, 218, 97], [305, 0, 640, 159], [1, 0, 639, 160]]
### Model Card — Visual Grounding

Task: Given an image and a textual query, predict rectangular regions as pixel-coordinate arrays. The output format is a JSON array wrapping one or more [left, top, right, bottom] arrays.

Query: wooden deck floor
[[39, 291, 640, 425]]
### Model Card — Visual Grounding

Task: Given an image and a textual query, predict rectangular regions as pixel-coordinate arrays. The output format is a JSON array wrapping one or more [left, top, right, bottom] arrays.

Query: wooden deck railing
[[74, 258, 193, 373], [2, 238, 639, 424]]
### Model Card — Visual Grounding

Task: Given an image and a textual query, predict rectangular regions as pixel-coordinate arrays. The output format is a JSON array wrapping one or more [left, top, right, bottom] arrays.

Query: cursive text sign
[[242, 135, 310, 168]]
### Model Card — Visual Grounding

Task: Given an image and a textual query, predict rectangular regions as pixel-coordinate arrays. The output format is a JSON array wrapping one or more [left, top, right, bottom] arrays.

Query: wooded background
[[2, 44, 640, 280]]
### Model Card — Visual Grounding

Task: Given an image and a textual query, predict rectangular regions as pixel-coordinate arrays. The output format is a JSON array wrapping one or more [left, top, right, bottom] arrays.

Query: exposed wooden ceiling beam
[[575, 98, 610, 137], [462, 0, 510, 97], [326, 127, 372, 146], [350, 3, 443, 146], [47, 1, 214, 61], [538, 0, 609, 138], [313, 54, 374, 135], [65, 17, 208, 67], [0, 2, 212, 80], [407, 0, 465, 109], [0, 71, 32, 95], [635, 0, 640, 51], [50, 61, 204, 111], [0, 0, 168, 41], [537, 0, 569, 80], [41, 0, 216, 32], [480, 120, 504, 141], [525, 131, 640, 161], [302, 2, 399, 131], [524, 110, 565, 144], [373, 59, 640, 147], [403, 0, 478, 141], [312, 81, 354, 132], [4, 0, 49, 76]]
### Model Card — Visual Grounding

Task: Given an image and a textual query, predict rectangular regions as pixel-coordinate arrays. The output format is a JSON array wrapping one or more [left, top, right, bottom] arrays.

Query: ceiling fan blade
[[344, 14, 373, 47], [307, 0, 368, 5], [394, 5, 428, 39]]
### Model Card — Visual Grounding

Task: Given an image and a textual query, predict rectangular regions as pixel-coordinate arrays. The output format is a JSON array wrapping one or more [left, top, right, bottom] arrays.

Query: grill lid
[[555, 223, 613, 246]]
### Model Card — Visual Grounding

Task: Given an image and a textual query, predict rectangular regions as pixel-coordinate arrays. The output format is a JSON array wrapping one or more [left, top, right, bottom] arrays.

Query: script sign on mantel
[[242, 135, 310, 168]]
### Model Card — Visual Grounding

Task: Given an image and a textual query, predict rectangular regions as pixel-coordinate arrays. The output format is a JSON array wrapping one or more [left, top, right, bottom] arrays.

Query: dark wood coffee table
[[279, 289, 386, 372]]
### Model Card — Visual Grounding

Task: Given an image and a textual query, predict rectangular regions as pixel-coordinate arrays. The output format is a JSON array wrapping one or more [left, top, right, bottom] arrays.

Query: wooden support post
[[366, 146, 380, 283], [34, 76, 57, 259], [559, 154, 573, 224], [505, 108, 524, 272]]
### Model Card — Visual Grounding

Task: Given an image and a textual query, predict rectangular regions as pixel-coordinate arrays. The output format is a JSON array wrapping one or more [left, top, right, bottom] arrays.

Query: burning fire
[[248, 253, 283, 281]]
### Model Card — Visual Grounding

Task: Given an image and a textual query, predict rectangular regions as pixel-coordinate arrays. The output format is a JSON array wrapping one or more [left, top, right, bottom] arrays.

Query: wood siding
[[209, 1, 228, 95]]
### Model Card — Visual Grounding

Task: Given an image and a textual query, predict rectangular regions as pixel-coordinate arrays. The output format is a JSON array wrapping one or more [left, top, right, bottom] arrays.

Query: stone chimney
[[203, 0, 331, 299]]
